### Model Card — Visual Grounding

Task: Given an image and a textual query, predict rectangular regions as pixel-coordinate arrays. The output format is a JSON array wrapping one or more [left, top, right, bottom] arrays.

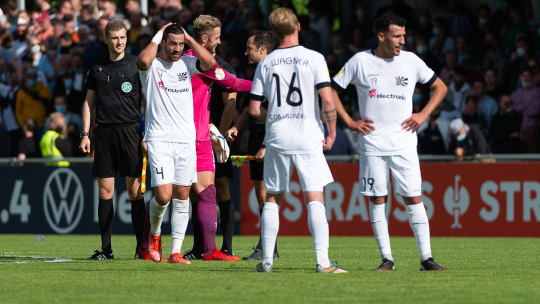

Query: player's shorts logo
[[368, 89, 377, 98], [215, 68, 225, 80], [43, 168, 84, 234], [443, 175, 469, 229], [121, 81, 132, 93]]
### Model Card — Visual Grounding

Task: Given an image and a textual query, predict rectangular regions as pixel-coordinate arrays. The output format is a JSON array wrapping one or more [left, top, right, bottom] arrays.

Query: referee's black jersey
[[209, 55, 236, 128], [86, 54, 142, 125]]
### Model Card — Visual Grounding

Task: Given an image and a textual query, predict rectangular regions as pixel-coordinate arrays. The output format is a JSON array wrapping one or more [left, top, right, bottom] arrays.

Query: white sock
[[149, 197, 168, 236], [369, 202, 393, 261], [407, 202, 432, 262], [261, 203, 279, 266], [307, 201, 331, 268], [170, 198, 190, 254]]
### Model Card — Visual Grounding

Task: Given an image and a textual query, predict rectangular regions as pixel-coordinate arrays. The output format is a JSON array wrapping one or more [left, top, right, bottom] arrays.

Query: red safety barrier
[[240, 162, 540, 237]]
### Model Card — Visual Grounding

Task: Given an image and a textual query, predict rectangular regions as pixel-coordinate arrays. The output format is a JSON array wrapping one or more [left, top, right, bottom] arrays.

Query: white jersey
[[333, 50, 435, 155], [140, 55, 200, 143], [251, 46, 330, 153]]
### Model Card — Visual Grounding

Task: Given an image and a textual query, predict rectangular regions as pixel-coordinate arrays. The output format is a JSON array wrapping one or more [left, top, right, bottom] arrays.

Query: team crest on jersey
[[215, 68, 225, 80], [121, 81, 132, 93], [368, 89, 377, 98], [178, 72, 188, 82], [395, 76, 408, 86]]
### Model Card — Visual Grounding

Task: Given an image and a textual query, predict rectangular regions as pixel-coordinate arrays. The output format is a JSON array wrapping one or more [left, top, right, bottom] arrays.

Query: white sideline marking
[[0, 254, 73, 264]]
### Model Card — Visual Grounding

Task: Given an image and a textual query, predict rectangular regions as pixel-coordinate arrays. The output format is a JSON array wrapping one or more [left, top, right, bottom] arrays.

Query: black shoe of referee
[[89, 249, 114, 260]]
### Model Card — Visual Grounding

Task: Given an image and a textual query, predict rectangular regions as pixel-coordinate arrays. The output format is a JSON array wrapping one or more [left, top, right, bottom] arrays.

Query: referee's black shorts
[[248, 131, 265, 181], [215, 157, 234, 179], [93, 122, 143, 178]]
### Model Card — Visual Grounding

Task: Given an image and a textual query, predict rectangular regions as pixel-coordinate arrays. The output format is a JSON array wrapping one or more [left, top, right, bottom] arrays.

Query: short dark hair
[[105, 19, 127, 38], [163, 23, 184, 41], [249, 30, 275, 53], [373, 14, 406, 34]]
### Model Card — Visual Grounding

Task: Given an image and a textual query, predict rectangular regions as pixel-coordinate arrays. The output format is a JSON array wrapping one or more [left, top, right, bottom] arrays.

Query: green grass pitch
[[1, 235, 539, 303]]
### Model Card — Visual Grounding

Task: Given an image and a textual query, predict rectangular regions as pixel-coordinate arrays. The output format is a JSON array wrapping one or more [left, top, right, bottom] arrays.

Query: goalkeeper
[[226, 30, 279, 261], [179, 15, 253, 262]]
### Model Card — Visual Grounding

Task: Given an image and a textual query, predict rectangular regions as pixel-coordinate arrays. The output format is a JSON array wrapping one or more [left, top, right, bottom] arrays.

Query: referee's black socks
[[130, 198, 146, 252], [218, 200, 235, 253], [98, 198, 114, 252]]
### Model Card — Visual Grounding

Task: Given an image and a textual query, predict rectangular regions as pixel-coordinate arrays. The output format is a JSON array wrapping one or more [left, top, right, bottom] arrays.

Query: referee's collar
[[107, 53, 129, 65]]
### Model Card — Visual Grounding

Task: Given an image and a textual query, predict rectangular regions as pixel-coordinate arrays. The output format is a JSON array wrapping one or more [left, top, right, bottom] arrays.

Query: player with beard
[[181, 15, 253, 261], [137, 21, 252, 263], [81, 19, 146, 260], [332, 14, 448, 271], [226, 30, 280, 261]]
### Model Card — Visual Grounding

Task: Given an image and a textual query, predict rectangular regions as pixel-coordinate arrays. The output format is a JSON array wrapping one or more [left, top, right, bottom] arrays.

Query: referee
[[80, 19, 146, 260]]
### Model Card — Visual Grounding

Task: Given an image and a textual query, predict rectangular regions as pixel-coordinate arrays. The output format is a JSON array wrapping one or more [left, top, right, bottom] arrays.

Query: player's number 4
[[272, 73, 303, 107]]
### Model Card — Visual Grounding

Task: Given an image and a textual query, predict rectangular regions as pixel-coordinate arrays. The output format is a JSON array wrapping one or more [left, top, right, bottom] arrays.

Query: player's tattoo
[[324, 108, 337, 121]]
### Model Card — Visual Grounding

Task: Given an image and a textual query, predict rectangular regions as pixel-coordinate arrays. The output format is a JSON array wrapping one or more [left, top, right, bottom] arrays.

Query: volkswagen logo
[[43, 168, 84, 234]]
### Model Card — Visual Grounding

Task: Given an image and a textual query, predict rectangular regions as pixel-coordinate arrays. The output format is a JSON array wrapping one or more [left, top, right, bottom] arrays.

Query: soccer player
[[80, 19, 146, 260], [332, 14, 448, 271], [180, 15, 252, 261], [248, 7, 347, 273], [226, 30, 280, 261], [137, 22, 217, 263]]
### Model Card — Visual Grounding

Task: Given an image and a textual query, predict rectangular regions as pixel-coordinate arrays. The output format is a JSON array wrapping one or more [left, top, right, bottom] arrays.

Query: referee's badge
[[121, 81, 132, 93], [215, 67, 225, 80]]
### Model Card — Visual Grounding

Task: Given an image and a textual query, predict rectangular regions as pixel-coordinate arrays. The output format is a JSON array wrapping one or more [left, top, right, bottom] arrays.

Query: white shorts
[[148, 141, 197, 187], [263, 147, 333, 193], [359, 149, 421, 197]]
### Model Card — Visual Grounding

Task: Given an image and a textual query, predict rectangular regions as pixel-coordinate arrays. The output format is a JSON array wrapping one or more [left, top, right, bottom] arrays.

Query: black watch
[[80, 132, 89, 139]]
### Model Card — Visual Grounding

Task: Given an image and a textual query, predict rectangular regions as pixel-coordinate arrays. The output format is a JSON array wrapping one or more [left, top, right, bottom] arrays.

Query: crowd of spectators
[[0, 0, 538, 161]]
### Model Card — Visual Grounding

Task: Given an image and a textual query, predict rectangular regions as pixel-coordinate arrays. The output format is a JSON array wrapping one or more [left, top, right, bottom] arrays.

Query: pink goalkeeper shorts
[[196, 139, 215, 173]]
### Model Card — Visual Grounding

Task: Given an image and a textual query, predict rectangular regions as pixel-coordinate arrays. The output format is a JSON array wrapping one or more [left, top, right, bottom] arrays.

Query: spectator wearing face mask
[[449, 118, 490, 161], [15, 67, 51, 129], [511, 68, 540, 152], [44, 95, 82, 132], [488, 94, 522, 153], [509, 37, 532, 90], [39, 112, 71, 166], [0, 62, 21, 156]]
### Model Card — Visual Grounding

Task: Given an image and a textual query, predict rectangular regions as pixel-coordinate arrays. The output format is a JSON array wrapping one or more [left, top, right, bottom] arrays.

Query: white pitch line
[[0, 254, 73, 264]]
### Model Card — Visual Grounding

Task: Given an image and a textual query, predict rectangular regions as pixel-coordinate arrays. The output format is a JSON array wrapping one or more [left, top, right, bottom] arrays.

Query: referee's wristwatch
[[80, 131, 89, 139]]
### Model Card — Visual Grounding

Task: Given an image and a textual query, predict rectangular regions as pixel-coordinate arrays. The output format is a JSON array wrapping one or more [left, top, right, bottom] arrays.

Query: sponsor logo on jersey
[[368, 89, 406, 100], [178, 72, 188, 82], [215, 68, 225, 80], [157, 81, 189, 93], [395, 76, 408, 86]]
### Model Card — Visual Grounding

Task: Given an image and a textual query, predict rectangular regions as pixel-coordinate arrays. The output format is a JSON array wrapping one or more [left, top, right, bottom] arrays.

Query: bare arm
[[226, 107, 249, 142], [248, 99, 267, 121], [182, 28, 216, 72], [319, 86, 337, 150], [401, 77, 447, 132], [219, 92, 237, 135], [79, 90, 96, 153], [332, 87, 374, 135]]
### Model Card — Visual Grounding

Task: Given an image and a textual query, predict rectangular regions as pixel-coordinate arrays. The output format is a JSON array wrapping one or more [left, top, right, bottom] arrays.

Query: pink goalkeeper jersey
[[185, 49, 253, 142]]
